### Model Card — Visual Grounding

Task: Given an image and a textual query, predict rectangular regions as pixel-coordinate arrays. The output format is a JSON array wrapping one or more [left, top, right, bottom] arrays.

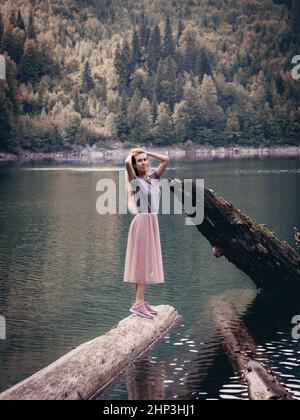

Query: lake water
[[0, 157, 299, 400]]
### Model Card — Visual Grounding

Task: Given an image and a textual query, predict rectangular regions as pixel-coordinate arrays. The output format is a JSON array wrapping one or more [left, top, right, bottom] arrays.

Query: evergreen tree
[[182, 77, 203, 139], [0, 84, 13, 151], [27, 9, 36, 40], [144, 27, 151, 48], [137, 98, 152, 141], [115, 92, 130, 140], [4, 55, 19, 114], [19, 40, 55, 83], [197, 48, 212, 81], [71, 87, 81, 113], [130, 68, 149, 98], [177, 19, 184, 43], [114, 40, 132, 91], [131, 30, 142, 69], [139, 12, 148, 46], [82, 61, 95, 92], [153, 102, 173, 144], [151, 91, 158, 123], [16, 9, 25, 32], [9, 10, 17, 27], [175, 73, 184, 103], [154, 59, 164, 103], [198, 75, 225, 131], [163, 16, 175, 59], [183, 32, 198, 74], [2, 29, 25, 65], [147, 26, 161, 73], [225, 108, 241, 141], [162, 56, 177, 109], [127, 88, 142, 129]]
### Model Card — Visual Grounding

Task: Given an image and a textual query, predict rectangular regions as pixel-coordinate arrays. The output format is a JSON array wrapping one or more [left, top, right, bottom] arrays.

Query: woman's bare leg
[[135, 283, 147, 305]]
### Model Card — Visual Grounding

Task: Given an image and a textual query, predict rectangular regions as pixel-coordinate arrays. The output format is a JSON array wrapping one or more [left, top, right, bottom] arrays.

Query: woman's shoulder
[[149, 169, 160, 180]]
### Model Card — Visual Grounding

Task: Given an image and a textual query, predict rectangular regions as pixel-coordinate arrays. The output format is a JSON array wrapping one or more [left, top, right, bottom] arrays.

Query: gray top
[[130, 170, 161, 214]]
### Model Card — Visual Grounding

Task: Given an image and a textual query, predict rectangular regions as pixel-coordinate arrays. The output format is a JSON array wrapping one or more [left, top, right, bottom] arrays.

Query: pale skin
[[125, 149, 169, 305]]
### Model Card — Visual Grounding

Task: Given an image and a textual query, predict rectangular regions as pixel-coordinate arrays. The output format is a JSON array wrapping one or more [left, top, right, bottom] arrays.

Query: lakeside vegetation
[[0, 0, 300, 154]]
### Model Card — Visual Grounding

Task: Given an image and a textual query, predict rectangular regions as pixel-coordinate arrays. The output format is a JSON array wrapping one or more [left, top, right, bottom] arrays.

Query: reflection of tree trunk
[[126, 357, 165, 400], [179, 290, 256, 399], [169, 178, 300, 291], [0, 305, 181, 400], [210, 293, 294, 400]]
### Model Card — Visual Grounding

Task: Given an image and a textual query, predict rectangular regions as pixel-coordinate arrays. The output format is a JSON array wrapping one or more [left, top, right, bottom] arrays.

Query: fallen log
[[0, 305, 181, 400], [168, 178, 300, 290], [210, 294, 293, 400]]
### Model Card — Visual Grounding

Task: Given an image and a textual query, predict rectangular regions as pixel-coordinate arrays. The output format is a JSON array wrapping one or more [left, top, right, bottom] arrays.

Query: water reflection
[[0, 157, 299, 399]]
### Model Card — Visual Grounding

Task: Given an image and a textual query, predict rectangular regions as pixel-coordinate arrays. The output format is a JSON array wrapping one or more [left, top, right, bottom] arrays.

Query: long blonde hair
[[125, 148, 152, 215]]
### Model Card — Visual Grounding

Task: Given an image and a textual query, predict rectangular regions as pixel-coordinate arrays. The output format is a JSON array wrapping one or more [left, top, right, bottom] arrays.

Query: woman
[[123, 148, 169, 319]]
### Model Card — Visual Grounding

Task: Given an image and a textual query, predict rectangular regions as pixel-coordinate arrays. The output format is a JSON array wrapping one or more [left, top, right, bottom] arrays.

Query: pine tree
[[153, 102, 173, 144], [2, 29, 25, 65], [82, 61, 95, 92], [173, 100, 190, 141], [162, 56, 177, 109], [114, 40, 132, 91], [4, 55, 19, 114], [9, 10, 17, 27], [163, 16, 175, 59], [198, 75, 225, 131], [147, 26, 161, 73], [127, 88, 142, 128], [197, 48, 212, 81], [175, 73, 184, 103], [131, 30, 142, 69], [16, 10, 25, 32], [27, 9, 36, 40], [177, 19, 184, 43], [144, 27, 151, 48], [138, 98, 152, 141], [115, 92, 130, 140], [154, 59, 164, 103], [225, 108, 241, 141], [183, 32, 198, 74], [0, 85, 13, 151], [182, 77, 202, 139], [19, 40, 54, 83], [139, 12, 148, 46], [151, 91, 158, 123]]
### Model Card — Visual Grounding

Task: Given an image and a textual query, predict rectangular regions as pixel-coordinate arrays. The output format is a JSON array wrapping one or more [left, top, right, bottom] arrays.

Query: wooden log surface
[[210, 293, 293, 400], [168, 178, 300, 291], [0, 305, 181, 400]]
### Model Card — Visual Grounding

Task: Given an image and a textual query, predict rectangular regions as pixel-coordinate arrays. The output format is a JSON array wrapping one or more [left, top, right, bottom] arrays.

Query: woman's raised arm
[[146, 151, 169, 178]]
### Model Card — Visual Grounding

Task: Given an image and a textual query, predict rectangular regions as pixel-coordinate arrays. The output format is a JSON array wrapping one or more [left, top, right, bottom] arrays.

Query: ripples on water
[[96, 320, 300, 401], [1, 158, 300, 399]]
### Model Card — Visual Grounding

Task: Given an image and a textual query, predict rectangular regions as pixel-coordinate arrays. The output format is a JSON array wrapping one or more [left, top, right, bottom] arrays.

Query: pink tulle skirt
[[123, 213, 165, 284]]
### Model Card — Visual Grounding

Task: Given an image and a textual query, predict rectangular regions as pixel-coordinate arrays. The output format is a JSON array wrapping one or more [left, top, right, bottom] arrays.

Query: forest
[[0, 0, 299, 153]]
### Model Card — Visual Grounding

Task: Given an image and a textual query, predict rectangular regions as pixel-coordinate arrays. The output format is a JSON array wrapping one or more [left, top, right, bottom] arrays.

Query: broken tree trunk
[[210, 293, 293, 400], [169, 178, 300, 290], [0, 305, 181, 400]]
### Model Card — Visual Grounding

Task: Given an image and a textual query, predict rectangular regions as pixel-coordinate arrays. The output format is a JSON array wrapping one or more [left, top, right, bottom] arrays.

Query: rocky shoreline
[[1, 144, 300, 163]]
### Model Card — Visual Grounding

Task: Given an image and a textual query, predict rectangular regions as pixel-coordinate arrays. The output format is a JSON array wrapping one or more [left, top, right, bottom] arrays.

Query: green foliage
[[82, 61, 95, 92], [0, 0, 299, 153]]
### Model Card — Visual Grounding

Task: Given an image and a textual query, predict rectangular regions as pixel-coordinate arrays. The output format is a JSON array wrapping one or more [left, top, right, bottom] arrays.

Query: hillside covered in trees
[[0, 0, 299, 153]]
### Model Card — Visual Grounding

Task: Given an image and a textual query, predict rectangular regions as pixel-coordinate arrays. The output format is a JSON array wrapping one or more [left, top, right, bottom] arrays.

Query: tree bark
[[0, 305, 181, 400], [169, 178, 300, 290]]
